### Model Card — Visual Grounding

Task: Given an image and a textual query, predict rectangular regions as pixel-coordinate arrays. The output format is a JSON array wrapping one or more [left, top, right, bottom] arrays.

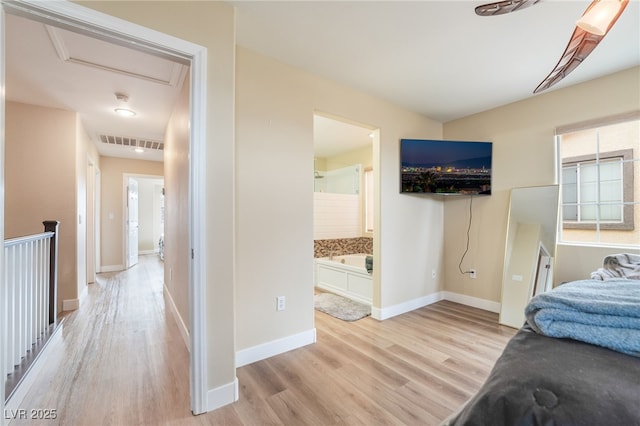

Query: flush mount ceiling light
[[474, 0, 629, 94], [114, 108, 136, 117], [114, 92, 136, 117]]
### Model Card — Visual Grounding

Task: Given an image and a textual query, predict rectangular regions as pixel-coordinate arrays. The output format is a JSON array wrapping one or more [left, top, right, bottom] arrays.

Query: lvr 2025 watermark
[[4, 409, 57, 420]]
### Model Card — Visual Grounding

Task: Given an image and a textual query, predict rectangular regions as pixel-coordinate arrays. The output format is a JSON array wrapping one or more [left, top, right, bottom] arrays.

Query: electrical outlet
[[276, 296, 286, 311], [470, 269, 477, 279]]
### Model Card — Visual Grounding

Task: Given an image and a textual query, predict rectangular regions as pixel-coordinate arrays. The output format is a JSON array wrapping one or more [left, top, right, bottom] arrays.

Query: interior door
[[126, 177, 139, 268]]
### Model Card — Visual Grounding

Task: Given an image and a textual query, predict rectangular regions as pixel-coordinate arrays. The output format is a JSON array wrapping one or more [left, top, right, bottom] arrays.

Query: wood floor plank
[[10, 256, 516, 425]]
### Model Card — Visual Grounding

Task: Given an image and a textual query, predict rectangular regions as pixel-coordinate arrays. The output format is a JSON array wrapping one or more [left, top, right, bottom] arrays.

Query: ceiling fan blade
[[534, 0, 629, 94], [475, 0, 541, 16]]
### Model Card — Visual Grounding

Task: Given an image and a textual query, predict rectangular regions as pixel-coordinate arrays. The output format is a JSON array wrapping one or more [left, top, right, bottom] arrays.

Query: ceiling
[[5, 13, 185, 162], [5, 1, 640, 161]]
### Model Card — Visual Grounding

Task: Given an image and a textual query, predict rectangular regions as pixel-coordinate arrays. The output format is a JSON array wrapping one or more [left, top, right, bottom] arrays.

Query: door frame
[[0, 5, 6, 419], [0, 0, 209, 415], [87, 157, 97, 283]]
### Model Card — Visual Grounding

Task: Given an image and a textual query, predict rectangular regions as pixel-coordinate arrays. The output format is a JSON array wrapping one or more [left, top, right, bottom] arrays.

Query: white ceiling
[[5, 13, 186, 162], [5, 1, 640, 161], [233, 0, 639, 124]]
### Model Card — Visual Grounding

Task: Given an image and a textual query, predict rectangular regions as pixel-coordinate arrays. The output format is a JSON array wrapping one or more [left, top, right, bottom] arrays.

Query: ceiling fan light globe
[[576, 0, 622, 36]]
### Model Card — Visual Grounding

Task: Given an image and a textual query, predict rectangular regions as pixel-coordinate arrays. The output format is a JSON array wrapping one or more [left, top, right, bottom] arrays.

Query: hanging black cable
[[458, 195, 473, 275]]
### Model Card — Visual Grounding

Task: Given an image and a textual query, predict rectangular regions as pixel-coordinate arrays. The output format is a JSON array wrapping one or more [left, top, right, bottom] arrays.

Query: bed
[[443, 254, 640, 425]]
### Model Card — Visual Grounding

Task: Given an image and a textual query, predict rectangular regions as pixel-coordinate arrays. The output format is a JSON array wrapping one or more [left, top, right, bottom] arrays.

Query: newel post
[[43, 220, 60, 325]]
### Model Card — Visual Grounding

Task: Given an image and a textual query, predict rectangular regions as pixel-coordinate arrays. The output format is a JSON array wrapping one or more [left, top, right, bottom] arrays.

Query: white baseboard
[[139, 249, 159, 255], [62, 298, 80, 311], [442, 291, 501, 313], [5, 324, 64, 419], [236, 328, 317, 368], [370, 290, 500, 320], [100, 264, 124, 273], [372, 292, 444, 320], [163, 284, 190, 352], [207, 377, 238, 412]]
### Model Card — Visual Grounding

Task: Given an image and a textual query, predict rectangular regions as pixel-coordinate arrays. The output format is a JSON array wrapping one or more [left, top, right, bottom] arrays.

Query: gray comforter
[[442, 325, 640, 425]]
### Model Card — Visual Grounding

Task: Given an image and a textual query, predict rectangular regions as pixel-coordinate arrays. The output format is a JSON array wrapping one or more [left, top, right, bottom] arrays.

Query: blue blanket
[[525, 279, 640, 357]]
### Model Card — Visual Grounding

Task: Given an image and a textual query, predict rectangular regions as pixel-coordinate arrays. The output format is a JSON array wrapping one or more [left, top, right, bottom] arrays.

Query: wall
[[313, 192, 361, 239], [99, 157, 163, 271], [443, 66, 640, 303], [555, 244, 640, 284], [314, 237, 373, 258], [235, 45, 443, 358], [325, 145, 373, 237], [313, 150, 373, 254], [79, 0, 237, 401], [6, 101, 78, 313], [163, 71, 190, 338]]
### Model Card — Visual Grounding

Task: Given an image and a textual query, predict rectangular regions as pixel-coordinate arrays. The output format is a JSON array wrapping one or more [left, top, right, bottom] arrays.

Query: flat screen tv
[[400, 139, 492, 195]]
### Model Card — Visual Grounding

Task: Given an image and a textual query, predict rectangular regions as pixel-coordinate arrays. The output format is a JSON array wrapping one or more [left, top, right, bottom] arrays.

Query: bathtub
[[315, 254, 372, 305]]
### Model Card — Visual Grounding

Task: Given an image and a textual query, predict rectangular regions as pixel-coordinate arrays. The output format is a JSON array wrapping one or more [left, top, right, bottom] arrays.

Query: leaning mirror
[[499, 185, 560, 328]]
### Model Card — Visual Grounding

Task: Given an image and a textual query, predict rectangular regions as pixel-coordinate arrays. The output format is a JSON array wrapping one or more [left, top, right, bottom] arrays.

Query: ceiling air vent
[[99, 134, 164, 151]]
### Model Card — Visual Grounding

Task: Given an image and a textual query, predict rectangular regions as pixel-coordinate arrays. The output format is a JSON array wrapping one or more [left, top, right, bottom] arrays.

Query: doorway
[[124, 175, 165, 270], [125, 176, 140, 269], [0, 0, 209, 414], [312, 112, 379, 306]]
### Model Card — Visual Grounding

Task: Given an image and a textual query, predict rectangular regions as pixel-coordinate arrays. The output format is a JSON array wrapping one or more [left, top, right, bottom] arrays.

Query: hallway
[[11, 255, 195, 425]]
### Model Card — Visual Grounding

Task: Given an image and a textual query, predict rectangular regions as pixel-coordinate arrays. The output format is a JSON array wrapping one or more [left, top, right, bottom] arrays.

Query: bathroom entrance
[[312, 113, 377, 305]]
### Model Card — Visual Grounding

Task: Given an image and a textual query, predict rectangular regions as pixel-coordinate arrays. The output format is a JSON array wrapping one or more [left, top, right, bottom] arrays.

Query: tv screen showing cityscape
[[400, 139, 492, 195]]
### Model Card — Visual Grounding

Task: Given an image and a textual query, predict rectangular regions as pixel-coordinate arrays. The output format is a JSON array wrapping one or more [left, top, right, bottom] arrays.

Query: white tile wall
[[313, 192, 361, 239]]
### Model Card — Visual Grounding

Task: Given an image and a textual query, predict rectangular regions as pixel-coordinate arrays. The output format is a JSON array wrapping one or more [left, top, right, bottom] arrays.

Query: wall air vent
[[99, 134, 164, 151]]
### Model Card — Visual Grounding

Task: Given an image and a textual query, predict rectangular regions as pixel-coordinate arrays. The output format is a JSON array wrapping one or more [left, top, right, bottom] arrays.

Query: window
[[557, 114, 639, 246], [562, 149, 633, 229]]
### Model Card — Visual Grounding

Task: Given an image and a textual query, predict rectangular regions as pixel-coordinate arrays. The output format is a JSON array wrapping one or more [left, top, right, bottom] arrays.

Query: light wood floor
[[11, 255, 516, 425]]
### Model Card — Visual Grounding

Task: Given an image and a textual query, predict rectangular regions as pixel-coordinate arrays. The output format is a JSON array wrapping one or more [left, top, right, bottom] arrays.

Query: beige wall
[[99, 157, 163, 270], [79, 0, 237, 394], [164, 72, 190, 332], [325, 145, 373, 171], [5, 101, 100, 311], [6, 101, 79, 312], [555, 244, 640, 284], [236, 46, 443, 352], [443, 66, 640, 303]]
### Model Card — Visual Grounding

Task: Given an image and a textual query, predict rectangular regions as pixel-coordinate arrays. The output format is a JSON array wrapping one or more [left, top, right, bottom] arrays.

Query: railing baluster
[[15, 243, 23, 367], [3, 222, 59, 392], [27, 240, 34, 350]]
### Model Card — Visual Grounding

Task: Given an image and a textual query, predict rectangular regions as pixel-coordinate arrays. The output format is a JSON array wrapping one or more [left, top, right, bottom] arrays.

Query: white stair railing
[[3, 221, 59, 390]]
